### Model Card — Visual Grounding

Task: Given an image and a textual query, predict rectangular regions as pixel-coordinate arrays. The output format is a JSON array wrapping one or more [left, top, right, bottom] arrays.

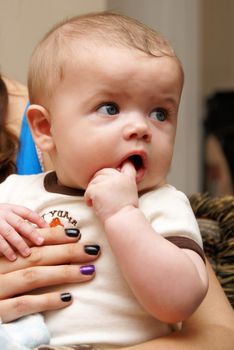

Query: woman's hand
[[0, 226, 100, 323]]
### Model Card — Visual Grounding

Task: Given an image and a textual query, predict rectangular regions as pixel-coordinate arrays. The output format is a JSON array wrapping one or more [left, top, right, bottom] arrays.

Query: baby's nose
[[123, 119, 152, 142]]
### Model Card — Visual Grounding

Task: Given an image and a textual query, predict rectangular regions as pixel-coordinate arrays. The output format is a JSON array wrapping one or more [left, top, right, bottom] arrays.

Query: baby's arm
[[0, 203, 48, 261], [104, 206, 208, 323], [85, 162, 208, 324]]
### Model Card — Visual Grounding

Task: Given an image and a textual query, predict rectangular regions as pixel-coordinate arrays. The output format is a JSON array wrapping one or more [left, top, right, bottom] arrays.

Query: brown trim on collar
[[44, 171, 85, 196], [165, 236, 205, 263]]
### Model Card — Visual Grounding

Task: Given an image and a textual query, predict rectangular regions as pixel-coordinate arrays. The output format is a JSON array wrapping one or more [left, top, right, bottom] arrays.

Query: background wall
[[1, 0, 233, 195], [202, 0, 234, 96], [0, 0, 107, 83]]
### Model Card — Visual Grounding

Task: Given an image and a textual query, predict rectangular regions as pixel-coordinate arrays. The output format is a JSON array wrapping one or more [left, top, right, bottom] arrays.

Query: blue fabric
[[1, 314, 50, 349], [16, 105, 43, 175], [0, 325, 29, 350]]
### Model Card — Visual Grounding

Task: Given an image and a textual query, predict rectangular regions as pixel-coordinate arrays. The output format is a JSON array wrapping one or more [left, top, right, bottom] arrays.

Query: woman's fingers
[[16, 226, 82, 247], [0, 292, 73, 323], [0, 264, 96, 299], [0, 226, 82, 259], [0, 206, 83, 261], [34, 226, 82, 245], [0, 242, 100, 274]]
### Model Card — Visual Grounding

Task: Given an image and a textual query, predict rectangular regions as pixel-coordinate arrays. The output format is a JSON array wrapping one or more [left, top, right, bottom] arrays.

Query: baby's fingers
[[4, 211, 45, 246], [120, 161, 137, 180], [0, 221, 32, 259], [11, 205, 48, 229], [0, 235, 17, 261]]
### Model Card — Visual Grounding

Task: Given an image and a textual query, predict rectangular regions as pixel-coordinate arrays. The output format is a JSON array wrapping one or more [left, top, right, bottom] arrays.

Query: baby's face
[[48, 45, 183, 191]]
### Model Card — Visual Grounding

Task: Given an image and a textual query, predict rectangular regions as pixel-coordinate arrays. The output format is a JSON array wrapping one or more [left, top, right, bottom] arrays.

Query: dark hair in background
[[0, 74, 17, 182], [204, 91, 234, 185]]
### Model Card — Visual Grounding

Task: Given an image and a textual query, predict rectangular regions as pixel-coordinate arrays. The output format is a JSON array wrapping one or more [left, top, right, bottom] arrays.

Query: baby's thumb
[[120, 161, 136, 180]]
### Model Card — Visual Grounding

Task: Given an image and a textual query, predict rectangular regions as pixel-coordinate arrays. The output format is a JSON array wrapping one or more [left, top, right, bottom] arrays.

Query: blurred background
[[1, 0, 233, 196]]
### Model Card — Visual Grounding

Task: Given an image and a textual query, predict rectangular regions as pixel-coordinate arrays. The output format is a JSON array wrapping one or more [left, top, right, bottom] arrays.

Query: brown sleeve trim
[[165, 236, 205, 263]]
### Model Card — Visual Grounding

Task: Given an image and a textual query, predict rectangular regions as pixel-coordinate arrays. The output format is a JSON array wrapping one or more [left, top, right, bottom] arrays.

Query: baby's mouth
[[117, 153, 146, 182], [127, 154, 144, 171]]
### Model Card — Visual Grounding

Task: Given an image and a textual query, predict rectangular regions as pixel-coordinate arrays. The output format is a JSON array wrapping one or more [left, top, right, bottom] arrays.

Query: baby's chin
[[137, 178, 167, 193]]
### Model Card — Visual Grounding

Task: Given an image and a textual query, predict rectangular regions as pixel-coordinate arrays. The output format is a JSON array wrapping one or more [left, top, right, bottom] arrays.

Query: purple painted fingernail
[[80, 264, 95, 275]]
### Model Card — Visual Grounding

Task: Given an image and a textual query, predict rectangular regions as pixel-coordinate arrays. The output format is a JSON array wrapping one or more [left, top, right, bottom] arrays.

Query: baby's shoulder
[[0, 173, 46, 198], [140, 184, 189, 207]]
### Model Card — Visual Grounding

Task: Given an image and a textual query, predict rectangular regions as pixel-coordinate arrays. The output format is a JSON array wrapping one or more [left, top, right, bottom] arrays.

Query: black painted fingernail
[[60, 292, 72, 302], [65, 228, 81, 239], [84, 245, 100, 256], [80, 264, 95, 275]]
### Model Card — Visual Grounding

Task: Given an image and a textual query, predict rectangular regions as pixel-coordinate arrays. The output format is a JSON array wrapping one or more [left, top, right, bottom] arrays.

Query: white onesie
[[0, 172, 204, 348]]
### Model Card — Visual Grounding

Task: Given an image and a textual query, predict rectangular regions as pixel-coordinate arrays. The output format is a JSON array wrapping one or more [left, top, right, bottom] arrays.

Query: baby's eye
[[149, 109, 167, 122], [97, 103, 119, 116]]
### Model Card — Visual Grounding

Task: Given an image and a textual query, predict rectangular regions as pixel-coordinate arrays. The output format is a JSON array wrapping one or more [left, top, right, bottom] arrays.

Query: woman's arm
[[122, 260, 234, 350], [30, 260, 233, 350], [0, 226, 100, 323]]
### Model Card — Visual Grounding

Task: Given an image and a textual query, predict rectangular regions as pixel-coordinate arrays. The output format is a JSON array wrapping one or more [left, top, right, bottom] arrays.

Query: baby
[[0, 11, 208, 349]]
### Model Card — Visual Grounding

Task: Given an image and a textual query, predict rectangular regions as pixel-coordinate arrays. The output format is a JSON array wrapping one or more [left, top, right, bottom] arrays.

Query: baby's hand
[[0, 204, 48, 261], [84, 161, 138, 222]]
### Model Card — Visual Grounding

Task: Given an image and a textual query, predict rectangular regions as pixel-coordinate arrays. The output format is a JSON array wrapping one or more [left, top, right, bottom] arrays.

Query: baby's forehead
[[64, 39, 177, 68], [65, 43, 182, 81], [37, 37, 183, 105], [59, 47, 183, 101]]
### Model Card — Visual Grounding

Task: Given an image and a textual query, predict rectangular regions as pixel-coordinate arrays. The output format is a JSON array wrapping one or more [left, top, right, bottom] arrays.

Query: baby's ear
[[27, 105, 54, 152]]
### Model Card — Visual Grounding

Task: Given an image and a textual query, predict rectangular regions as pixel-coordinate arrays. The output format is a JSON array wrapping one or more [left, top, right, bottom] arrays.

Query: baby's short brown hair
[[28, 11, 183, 105]]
